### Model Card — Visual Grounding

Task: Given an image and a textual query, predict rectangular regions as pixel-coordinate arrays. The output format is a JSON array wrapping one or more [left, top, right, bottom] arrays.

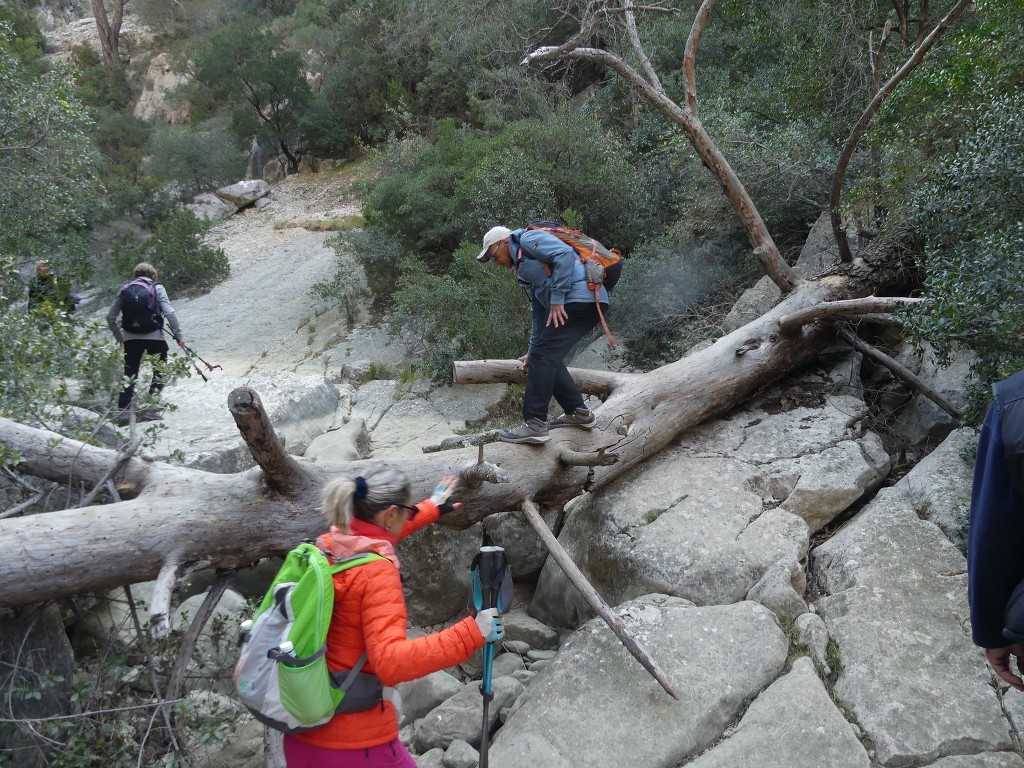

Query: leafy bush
[[363, 110, 653, 262], [391, 246, 528, 381], [0, 28, 101, 268], [0, 255, 123, 436], [146, 119, 246, 196], [112, 210, 230, 294], [907, 91, 1024, 422]]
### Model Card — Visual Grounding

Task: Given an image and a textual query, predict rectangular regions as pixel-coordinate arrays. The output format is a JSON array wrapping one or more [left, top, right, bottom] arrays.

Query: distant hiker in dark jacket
[[476, 225, 605, 445], [27, 260, 76, 314], [105, 262, 186, 423], [968, 368, 1024, 691]]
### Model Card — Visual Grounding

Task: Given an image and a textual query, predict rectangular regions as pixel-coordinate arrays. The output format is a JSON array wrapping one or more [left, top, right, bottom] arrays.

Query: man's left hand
[[546, 304, 567, 328], [986, 644, 1024, 691]]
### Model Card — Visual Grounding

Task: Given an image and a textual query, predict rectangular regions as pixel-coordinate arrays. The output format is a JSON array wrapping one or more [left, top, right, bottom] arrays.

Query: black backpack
[[119, 278, 163, 334]]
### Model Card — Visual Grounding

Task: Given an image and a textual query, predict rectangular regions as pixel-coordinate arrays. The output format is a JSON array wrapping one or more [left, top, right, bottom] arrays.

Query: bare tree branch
[[523, 6, 800, 292], [776, 296, 924, 334], [839, 328, 963, 420], [829, 0, 973, 262], [521, 499, 678, 699], [683, 0, 719, 116]]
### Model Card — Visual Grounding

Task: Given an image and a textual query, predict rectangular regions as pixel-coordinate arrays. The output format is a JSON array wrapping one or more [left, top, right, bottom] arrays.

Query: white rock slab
[[812, 488, 1011, 766], [489, 597, 789, 768], [894, 426, 976, 550], [530, 447, 808, 627], [686, 657, 870, 768], [155, 369, 340, 472]]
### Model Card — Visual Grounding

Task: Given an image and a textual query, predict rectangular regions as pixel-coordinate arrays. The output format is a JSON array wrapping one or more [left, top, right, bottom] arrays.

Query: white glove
[[474, 608, 504, 643], [429, 471, 458, 506]]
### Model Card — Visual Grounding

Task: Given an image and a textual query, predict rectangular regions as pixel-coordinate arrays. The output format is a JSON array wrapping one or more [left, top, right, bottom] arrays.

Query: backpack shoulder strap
[[327, 552, 387, 575]]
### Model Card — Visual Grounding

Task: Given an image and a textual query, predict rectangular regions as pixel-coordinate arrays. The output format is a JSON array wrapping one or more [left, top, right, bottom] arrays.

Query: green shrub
[[906, 91, 1024, 423], [112, 210, 230, 294], [146, 119, 246, 196], [391, 245, 528, 381]]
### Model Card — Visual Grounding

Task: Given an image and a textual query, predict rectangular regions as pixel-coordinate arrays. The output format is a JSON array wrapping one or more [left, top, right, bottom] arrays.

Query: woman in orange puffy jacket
[[284, 465, 504, 768]]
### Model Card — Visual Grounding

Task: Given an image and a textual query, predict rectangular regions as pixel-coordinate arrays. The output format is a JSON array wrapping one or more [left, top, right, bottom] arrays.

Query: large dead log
[[0, 253, 903, 608]]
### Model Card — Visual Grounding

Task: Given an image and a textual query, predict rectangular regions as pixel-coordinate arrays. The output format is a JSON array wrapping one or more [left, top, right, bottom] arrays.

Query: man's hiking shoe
[[499, 418, 550, 445], [139, 408, 164, 422], [548, 407, 597, 430], [116, 410, 131, 427]]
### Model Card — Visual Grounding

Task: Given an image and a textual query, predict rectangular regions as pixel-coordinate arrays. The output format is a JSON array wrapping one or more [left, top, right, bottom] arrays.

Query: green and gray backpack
[[234, 541, 389, 733]]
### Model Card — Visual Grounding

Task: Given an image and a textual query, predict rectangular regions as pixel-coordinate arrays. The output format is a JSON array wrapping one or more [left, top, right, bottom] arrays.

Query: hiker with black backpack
[[105, 262, 186, 424], [279, 466, 503, 767], [476, 223, 617, 445]]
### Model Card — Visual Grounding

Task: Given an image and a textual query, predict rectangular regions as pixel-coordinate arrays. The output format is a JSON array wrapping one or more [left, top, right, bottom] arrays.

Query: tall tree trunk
[[90, 0, 124, 66]]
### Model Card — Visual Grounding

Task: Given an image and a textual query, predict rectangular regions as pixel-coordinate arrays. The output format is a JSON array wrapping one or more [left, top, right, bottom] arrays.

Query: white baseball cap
[[476, 226, 512, 262]]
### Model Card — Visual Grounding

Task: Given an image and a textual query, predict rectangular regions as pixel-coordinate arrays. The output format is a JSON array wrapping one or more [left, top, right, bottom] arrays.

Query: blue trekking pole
[[470, 546, 512, 768]]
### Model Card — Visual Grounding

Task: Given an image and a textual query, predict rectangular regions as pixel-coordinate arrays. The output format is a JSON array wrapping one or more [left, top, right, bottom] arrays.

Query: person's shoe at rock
[[548, 406, 597, 430], [138, 408, 164, 422], [499, 418, 550, 445], [115, 409, 131, 427]]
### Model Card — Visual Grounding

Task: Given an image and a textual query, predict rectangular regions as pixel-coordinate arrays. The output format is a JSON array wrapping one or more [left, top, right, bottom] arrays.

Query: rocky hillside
[[68, 165, 1019, 767]]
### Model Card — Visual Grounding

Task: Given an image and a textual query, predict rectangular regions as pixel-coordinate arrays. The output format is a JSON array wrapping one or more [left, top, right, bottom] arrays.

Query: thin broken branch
[[839, 328, 963, 420], [829, 0, 973, 262], [683, 0, 718, 115], [522, 499, 679, 699]]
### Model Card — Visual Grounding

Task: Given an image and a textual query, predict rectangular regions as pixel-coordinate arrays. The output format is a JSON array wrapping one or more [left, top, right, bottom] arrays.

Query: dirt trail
[[172, 172, 363, 376]]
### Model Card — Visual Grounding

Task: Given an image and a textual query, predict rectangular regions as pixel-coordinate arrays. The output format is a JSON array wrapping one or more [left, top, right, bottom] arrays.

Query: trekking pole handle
[[471, 546, 511, 613]]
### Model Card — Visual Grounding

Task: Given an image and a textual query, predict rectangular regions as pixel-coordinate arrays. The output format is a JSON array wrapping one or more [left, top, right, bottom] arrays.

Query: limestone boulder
[[894, 426, 976, 551], [134, 53, 189, 124], [685, 657, 870, 768], [812, 488, 1011, 766], [892, 343, 976, 446], [187, 192, 238, 222], [413, 676, 523, 752], [489, 596, 789, 768], [530, 450, 809, 627], [216, 180, 271, 208], [399, 522, 483, 625], [304, 417, 370, 464]]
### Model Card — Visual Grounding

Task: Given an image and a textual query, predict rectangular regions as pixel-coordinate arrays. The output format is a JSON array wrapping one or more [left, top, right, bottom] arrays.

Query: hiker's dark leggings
[[119, 339, 169, 409], [523, 302, 603, 422], [283, 735, 416, 767]]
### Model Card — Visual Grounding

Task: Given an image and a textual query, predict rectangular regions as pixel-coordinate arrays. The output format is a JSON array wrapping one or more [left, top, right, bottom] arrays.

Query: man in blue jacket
[[968, 368, 1024, 691], [476, 225, 606, 444]]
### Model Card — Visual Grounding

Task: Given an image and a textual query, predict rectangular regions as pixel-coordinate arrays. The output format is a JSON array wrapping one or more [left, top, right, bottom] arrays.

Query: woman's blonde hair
[[321, 465, 412, 531], [133, 262, 158, 280]]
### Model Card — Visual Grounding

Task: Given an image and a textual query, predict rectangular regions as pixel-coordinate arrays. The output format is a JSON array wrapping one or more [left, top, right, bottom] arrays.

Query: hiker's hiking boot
[[139, 408, 164, 422], [548, 406, 597, 430], [499, 418, 550, 445]]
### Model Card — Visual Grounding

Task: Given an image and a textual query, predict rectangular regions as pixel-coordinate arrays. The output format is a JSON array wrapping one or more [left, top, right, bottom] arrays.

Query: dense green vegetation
[[1, 0, 1021, 423]]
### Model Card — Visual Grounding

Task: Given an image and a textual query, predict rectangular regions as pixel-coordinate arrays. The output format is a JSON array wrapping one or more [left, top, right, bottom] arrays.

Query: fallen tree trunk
[[0, 249, 908, 608]]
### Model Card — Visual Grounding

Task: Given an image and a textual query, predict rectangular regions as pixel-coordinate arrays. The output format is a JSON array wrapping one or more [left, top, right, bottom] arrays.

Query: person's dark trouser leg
[[118, 340, 147, 409], [147, 340, 170, 395], [522, 303, 600, 422]]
